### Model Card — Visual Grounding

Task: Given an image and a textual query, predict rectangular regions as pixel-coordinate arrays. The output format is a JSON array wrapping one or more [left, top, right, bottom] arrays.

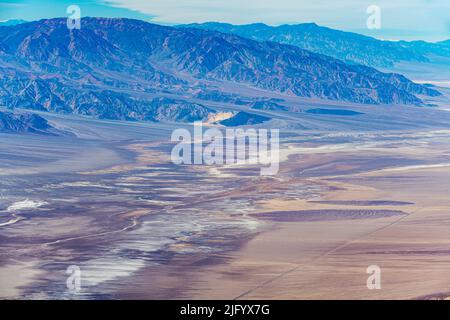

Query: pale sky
[[1, 0, 449, 41]]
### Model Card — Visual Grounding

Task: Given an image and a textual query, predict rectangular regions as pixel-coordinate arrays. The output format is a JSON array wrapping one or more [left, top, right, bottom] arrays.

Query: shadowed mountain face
[[0, 110, 64, 135], [0, 18, 441, 123], [180, 22, 450, 68], [219, 111, 271, 127]]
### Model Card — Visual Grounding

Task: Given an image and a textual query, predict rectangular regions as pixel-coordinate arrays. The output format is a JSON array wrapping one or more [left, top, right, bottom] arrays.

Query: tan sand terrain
[[128, 138, 450, 300]]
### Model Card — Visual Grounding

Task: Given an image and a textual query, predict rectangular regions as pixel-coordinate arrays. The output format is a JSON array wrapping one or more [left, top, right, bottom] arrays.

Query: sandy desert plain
[[1, 86, 450, 300]]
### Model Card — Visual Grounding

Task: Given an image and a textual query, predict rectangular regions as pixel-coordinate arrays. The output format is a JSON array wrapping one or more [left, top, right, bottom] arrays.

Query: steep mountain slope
[[0, 18, 441, 122], [0, 110, 65, 135], [180, 22, 450, 68]]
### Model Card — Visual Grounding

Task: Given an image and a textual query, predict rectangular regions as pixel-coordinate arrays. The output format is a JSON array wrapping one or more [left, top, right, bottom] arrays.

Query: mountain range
[[180, 22, 450, 69], [0, 18, 442, 123]]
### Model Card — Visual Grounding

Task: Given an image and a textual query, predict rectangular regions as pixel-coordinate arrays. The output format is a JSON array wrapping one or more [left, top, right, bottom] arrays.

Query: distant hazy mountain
[[180, 22, 450, 68], [0, 110, 63, 135], [0, 19, 27, 27], [251, 100, 289, 112], [0, 18, 440, 123]]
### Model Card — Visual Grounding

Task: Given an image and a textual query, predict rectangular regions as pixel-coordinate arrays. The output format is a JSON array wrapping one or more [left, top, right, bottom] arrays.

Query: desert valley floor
[[1, 87, 450, 300]]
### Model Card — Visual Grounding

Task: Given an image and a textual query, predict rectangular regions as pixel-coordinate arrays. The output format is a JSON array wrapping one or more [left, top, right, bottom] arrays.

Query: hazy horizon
[[1, 0, 449, 42], [2, 16, 449, 45]]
